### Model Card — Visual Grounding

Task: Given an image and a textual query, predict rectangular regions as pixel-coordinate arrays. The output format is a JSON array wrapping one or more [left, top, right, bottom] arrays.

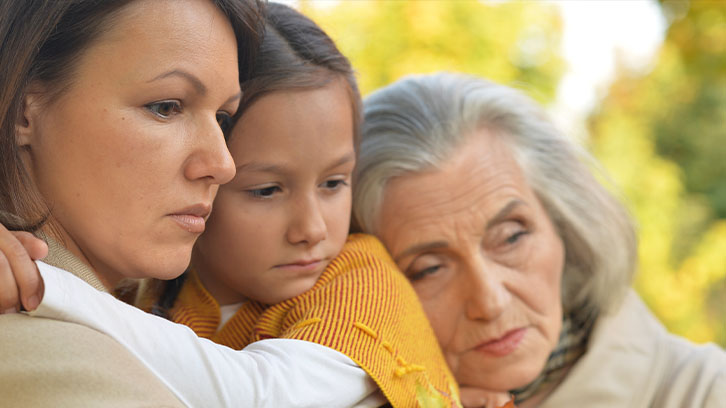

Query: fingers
[[13, 231, 48, 261], [0, 225, 44, 313], [460, 387, 515, 408], [0, 249, 20, 314]]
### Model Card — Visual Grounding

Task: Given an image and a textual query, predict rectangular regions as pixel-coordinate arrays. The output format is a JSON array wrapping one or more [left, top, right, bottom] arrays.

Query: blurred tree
[[303, 0, 725, 347], [589, 1, 726, 345], [301, 0, 564, 101], [653, 2, 726, 219]]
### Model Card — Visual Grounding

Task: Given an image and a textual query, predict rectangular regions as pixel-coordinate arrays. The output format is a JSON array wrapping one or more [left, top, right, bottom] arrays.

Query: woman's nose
[[183, 117, 236, 185], [464, 260, 510, 321], [286, 196, 327, 247]]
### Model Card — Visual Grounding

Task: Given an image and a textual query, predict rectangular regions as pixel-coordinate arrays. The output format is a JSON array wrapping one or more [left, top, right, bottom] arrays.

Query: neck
[[190, 251, 248, 306], [41, 223, 116, 290]]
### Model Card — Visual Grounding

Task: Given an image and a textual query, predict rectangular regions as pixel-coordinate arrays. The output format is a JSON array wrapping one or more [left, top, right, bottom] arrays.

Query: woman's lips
[[475, 327, 527, 357], [169, 204, 211, 234], [170, 214, 206, 233]]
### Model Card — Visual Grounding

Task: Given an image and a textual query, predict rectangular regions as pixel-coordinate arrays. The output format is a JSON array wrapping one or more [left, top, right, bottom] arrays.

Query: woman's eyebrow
[[395, 241, 448, 263], [486, 199, 526, 229], [148, 69, 206, 95]]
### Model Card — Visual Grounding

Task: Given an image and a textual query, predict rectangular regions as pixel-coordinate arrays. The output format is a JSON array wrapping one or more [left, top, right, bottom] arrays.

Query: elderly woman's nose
[[287, 196, 327, 246], [464, 266, 510, 321]]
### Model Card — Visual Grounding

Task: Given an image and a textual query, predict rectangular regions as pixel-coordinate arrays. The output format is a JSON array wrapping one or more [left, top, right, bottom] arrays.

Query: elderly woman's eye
[[145, 100, 182, 118], [506, 230, 529, 245], [409, 265, 441, 281]]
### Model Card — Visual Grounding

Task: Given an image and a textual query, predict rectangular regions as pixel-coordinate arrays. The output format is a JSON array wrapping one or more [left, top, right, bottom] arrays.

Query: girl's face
[[193, 80, 355, 305], [19, 0, 240, 287]]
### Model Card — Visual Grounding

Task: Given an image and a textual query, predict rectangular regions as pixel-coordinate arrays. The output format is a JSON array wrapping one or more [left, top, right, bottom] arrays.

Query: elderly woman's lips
[[475, 328, 527, 357]]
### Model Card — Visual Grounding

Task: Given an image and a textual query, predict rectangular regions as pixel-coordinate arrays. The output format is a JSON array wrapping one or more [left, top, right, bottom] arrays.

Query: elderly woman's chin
[[451, 325, 560, 392]]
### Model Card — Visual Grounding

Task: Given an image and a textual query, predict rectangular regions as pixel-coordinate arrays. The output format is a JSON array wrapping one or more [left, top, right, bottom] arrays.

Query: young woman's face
[[193, 81, 355, 305], [375, 129, 564, 392], [21, 0, 239, 286]]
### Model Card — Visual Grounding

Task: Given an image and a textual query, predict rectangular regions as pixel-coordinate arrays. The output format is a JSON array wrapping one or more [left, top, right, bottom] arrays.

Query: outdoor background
[[288, 0, 726, 347]]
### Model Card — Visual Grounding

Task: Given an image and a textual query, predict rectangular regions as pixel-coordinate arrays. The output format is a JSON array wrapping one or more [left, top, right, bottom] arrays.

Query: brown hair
[[0, 0, 264, 231], [235, 2, 361, 148], [152, 2, 362, 317]]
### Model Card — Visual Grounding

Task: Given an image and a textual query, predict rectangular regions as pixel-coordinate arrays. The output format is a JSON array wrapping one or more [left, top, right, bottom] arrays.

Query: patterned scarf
[[510, 307, 598, 404]]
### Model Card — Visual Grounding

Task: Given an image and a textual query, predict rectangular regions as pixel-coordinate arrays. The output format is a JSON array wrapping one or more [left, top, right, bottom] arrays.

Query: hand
[[460, 387, 515, 408], [0, 223, 47, 314]]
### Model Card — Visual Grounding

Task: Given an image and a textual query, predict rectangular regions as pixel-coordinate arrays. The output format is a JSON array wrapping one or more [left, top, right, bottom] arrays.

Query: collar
[[40, 234, 107, 292]]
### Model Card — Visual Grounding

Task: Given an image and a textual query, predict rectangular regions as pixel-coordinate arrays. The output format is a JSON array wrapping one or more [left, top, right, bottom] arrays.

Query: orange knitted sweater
[[141, 234, 460, 407]]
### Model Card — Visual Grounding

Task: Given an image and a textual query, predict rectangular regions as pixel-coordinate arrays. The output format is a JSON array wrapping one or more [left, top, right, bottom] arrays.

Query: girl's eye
[[146, 100, 182, 118], [321, 179, 348, 190], [408, 265, 441, 282], [216, 112, 234, 138], [248, 186, 280, 198]]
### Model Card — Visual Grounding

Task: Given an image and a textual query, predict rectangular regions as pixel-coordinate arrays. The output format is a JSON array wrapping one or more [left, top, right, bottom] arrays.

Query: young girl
[[131, 3, 460, 406], [3, 3, 485, 407]]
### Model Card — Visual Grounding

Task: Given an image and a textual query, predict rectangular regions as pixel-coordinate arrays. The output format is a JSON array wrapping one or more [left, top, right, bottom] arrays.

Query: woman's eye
[[408, 265, 441, 282], [146, 100, 182, 118], [505, 230, 529, 245], [216, 112, 234, 138], [248, 186, 280, 198]]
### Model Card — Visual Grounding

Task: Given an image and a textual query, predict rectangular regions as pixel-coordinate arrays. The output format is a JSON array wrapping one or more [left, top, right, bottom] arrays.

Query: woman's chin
[[456, 349, 550, 391]]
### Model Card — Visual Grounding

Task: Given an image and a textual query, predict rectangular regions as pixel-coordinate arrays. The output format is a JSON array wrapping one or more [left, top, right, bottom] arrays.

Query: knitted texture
[[142, 234, 459, 407]]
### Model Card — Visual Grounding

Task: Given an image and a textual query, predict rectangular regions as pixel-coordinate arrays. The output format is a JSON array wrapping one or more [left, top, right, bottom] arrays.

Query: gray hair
[[353, 72, 637, 316]]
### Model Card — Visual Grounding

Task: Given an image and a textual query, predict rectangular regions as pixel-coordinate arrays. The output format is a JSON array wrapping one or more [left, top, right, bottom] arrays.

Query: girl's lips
[[170, 214, 206, 233], [475, 327, 527, 357], [274, 260, 324, 274]]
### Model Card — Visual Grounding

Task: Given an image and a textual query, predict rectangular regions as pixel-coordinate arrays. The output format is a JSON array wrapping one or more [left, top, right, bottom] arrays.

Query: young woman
[[0, 0, 262, 405]]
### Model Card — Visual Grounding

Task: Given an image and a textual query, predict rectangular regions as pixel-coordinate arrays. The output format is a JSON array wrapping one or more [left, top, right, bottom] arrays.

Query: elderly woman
[[352, 72, 726, 407]]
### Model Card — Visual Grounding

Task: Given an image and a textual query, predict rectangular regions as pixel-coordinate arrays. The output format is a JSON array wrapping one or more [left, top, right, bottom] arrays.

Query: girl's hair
[[354, 73, 637, 317], [235, 2, 361, 148], [152, 2, 361, 318], [0, 0, 264, 231]]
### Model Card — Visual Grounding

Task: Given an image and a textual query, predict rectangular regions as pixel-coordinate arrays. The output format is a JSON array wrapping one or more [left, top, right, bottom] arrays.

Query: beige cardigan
[[541, 290, 726, 407], [0, 238, 183, 407]]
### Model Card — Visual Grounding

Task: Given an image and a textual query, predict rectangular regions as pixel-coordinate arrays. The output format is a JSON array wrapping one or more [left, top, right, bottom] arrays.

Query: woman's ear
[[16, 89, 43, 148]]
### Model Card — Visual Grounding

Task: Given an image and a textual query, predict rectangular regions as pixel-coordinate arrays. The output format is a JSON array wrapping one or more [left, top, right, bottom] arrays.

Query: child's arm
[[31, 261, 380, 407], [0, 224, 46, 313]]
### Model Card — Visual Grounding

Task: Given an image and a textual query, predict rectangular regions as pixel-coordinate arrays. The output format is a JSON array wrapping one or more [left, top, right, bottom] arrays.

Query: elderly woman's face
[[376, 128, 564, 391]]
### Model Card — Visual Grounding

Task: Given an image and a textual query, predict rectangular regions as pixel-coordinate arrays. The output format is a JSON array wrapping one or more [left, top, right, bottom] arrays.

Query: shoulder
[[277, 234, 459, 407], [0, 313, 183, 407], [650, 328, 726, 407], [542, 290, 726, 408], [315, 233, 406, 291]]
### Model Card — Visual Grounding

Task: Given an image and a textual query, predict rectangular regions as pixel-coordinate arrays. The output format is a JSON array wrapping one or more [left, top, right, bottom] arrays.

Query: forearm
[[30, 261, 378, 407]]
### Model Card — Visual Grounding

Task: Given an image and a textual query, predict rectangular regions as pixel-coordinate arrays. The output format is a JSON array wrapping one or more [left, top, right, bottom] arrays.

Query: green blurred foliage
[[589, 1, 726, 346], [301, 0, 565, 101], [303, 0, 725, 347]]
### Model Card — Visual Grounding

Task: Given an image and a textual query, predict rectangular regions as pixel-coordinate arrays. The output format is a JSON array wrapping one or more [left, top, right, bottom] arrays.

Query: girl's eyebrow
[[324, 151, 356, 171], [235, 162, 285, 174], [236, 152, 355, 174]]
